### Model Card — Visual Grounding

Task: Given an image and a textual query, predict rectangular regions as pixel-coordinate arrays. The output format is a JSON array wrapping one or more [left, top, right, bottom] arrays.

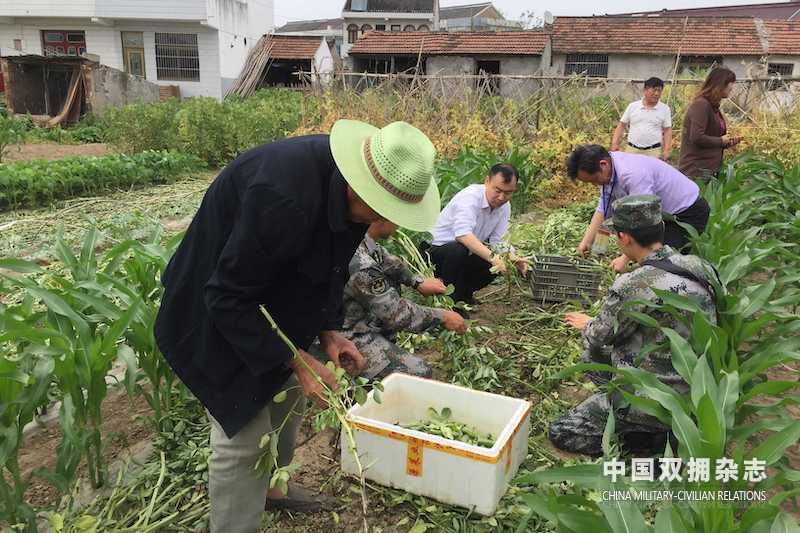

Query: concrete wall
[[423, 55, 541, 98], [499, 56, 541, 98], [85, 63, 160, 114], [427, 55, 473, 96], [547, 52, 800, 81], [0, 19, 222, 98]]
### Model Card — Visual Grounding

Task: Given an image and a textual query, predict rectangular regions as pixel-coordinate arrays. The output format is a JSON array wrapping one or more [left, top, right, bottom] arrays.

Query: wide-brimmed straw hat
[[330, 119, 440, 232]]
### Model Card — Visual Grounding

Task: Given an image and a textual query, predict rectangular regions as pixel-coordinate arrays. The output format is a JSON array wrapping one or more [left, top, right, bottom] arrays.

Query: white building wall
[[0, 0, 206, 21], [207, 0, 273, 94], [0, 19, 222, 99]]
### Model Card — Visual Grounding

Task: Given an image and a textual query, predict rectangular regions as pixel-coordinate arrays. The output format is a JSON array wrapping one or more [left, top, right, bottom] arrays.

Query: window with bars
[[564, 54, 608, 78], [679, 55, 722, 74], [767, 62, 794, 91], [155, 32, 200, 81]]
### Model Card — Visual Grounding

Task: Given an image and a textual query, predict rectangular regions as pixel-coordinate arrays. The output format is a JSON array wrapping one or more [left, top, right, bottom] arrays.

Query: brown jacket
[[679, 97, 727, 179]]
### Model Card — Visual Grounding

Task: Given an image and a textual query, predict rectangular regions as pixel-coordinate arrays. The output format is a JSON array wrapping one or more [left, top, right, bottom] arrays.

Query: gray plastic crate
[[529, 255, 602, 304]]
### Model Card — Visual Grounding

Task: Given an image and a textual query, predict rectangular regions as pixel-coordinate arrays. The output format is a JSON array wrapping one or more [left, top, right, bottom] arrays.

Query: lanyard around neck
[[602, 174, 617, 218]]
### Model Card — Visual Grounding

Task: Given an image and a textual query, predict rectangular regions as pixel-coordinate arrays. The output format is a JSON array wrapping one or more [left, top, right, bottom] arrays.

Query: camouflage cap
[[600, 194, 663, 233]]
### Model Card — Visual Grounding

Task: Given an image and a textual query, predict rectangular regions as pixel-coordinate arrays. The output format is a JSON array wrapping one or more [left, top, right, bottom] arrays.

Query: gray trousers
[[208, 375, 307, 533]]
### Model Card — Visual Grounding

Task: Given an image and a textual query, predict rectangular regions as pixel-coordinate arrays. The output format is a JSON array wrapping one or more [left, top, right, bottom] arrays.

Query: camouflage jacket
[[583, 246, 718, 392], [342, 236, 444, 336]]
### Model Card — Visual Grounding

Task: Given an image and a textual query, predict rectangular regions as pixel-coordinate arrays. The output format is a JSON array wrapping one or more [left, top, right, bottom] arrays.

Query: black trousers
[[665, 196, 710, 253], [424, 241, 496, 303]]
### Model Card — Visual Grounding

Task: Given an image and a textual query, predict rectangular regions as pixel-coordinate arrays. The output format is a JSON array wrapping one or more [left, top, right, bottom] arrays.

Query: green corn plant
[[100, 229, 185, 432], [0, 276, 55, 530], [516, 154, 800, 532]]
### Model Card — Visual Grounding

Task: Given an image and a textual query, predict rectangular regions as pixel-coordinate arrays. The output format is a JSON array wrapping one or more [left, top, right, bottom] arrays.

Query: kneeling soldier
[[343, 220, 467, 379], [550, 195, 718, 457]]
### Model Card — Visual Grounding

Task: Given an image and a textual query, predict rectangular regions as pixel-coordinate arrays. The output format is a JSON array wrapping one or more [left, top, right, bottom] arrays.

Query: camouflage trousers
[[345, 331, 433, 381], [549, 392, 669, 457]]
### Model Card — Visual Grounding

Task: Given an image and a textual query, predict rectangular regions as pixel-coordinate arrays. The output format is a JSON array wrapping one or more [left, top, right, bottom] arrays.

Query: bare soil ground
[[19, 389, 154, 509], [5, 142, 110, 162]]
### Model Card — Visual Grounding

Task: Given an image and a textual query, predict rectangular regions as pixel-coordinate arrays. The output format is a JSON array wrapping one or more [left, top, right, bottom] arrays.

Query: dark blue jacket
[[154, 134, 366, 437]]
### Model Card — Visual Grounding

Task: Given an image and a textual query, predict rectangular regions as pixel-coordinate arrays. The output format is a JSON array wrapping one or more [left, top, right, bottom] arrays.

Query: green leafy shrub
[[101, 100, 181, 154], [0, 151, 204, 210], [0, 115, 26, 163], [175, 97, 230, 167], [435, 144, 540, 215], [100, 90, 304, 166]]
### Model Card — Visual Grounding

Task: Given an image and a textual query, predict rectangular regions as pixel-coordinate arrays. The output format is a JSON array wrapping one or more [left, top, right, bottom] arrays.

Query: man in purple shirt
[[567, 145, 709, 273]]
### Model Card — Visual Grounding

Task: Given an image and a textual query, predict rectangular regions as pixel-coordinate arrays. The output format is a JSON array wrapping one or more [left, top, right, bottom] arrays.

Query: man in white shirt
[[426, 164, 528, 305], [611, 77, 672, 161]]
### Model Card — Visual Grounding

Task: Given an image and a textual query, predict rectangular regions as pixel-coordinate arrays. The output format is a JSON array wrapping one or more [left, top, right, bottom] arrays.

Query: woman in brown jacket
[[679, 68, 743, 179]]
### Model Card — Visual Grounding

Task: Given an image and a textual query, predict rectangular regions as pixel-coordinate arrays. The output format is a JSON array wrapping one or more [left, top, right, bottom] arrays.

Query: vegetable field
[[1, 86, 798, 532]]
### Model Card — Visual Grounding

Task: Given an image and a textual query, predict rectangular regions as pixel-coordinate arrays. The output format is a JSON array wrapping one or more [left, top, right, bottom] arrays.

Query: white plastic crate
[[340, 373, 531, 515]]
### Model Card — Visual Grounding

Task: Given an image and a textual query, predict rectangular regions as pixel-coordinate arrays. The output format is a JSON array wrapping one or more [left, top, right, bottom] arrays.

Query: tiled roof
[[440, 2, 493, 20], [551, 17, 770, 55], [266, 35, 324, 59], [275, 18, 342, 33], [348, 30, 547, 56], [343, 0, 433, 13], [609, 1, 800, 20], [762, 20, 800, 53]]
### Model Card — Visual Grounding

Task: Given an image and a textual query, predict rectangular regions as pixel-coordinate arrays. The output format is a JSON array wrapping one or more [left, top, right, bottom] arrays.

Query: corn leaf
[[0, 258, 43, 273], [752, 422, 800, 466], [768, 513, 800, 533], [662, 328, 698, 384]]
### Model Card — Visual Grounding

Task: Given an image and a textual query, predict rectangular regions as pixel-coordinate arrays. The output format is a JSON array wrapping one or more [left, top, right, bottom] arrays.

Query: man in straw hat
[[155, 120, 440, 532], [549, 195, 717, 457]]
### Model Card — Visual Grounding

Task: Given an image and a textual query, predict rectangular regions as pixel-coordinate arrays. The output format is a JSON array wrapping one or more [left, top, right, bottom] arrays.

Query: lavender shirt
[[597, 152, 700, 218]]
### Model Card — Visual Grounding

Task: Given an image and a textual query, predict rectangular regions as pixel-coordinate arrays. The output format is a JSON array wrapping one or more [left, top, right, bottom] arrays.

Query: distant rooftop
[[439, 2, 494, 19], [608, 0, 800, 20], [275, 18, 343, 33]]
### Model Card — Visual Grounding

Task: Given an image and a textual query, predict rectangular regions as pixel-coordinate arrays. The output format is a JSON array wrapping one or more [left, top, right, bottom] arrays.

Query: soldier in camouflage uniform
[[341, 220, 466, 380], [550, 195, 718, 457]]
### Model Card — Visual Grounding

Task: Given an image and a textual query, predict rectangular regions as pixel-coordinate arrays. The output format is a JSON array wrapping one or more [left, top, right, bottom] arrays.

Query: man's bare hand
[[511, 254, 529, 276], [417, 277, 447, 296], [490, 255, 507, 274], [565, 312, 592, 331], [441, 310, 466, 334], [288, 350, 339, 408], [320, 330, 367, 376], [578, 239, 592, 256], [610, 254, 629, 273]]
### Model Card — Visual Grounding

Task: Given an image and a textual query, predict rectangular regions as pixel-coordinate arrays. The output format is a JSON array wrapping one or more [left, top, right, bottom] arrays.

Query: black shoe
[[265, 483, 337, 513]]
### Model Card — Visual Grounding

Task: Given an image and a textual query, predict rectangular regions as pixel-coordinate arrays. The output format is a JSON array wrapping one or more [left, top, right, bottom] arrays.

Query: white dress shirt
[[430, 184, 511, 248]]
